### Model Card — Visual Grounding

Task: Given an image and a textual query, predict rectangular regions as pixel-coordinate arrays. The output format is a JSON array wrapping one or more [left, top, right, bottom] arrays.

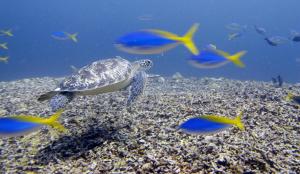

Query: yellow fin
[[67, 33, 78, 43], [200, 112, 244, 130], [233, 112, 244, 130], [147, 23, 200, 55], [226, 50, 247, 68], [13, 109, 67, 133], [146, 29, 180, 39], [285, 92, 294, 101], [181, 23, 200, 55]]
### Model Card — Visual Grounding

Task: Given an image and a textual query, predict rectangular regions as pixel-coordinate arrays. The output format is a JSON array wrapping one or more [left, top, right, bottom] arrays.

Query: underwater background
[[0, 0, 300, 82]]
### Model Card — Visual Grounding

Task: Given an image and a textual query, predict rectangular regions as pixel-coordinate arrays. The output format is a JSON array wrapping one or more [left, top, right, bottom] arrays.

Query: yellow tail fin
[[234, 112, 244, 130], [285, 92, 294, 101], [12, 109, 67, 133], [45, 109, 67, 133], [227, 51, 247, 68], [0, 43, 8, 49], [181, 23, 200, 55], [68, 33, 78, 43]]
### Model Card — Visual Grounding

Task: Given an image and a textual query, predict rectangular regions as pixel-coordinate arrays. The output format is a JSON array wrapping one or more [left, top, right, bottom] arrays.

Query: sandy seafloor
[[0, 76, 299, 174]]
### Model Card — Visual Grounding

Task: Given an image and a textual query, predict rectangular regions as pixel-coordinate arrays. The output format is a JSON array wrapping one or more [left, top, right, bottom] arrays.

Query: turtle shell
[[59, 58, 132, 91]]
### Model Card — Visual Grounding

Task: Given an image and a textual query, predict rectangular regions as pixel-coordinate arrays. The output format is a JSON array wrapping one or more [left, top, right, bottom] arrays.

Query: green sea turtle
[[38, 57, 153, 111]]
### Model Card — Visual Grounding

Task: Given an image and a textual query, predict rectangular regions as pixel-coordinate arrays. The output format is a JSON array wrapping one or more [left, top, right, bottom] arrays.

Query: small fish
[[291, 35, 300, 42], [188, 48, 247, 69], [51, 32, 78, 43], [285, 93, 300, 105], [289, 30, 300, 42], [137, 14, 153, 21], [179, 112, 244, 134], [254, 25, 266, 36], [228, 32, 242, 40], [0, 29, 13, 37], [115, 23, 199, 55], [226, 23, 247, 32], [264, 36, 288, 46], [271, 75, 283, 87], [0, 43, 8, 49], [206, 44, 217, 50], [0, 109, 66, 137], [0, 56, 9, 63]]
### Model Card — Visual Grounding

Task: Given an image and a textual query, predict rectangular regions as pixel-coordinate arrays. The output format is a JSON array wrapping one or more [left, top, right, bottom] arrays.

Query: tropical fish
[[291, 35, 300, 42], [228, 32, 242, 40], [271, 75, 283, 87], [137, 14, 153, 21], [0, 109, 66, 137], [264, 36, 288, 46], [254, 25, 266, 36], [206, 44, 217, 50], [0, 43, 8, 49], [226, 23, 247, 32], [51, 32, 78, 43], [285, 93, 300, 105], [188, 48, 247, 69], [0, 56, 8, 63], [115, 23, 199, 55], [0, 29, 13, 37], [179, 112, 244, 134]]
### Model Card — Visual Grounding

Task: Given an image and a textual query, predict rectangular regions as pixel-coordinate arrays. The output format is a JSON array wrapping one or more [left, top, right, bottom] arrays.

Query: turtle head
[[134, 59, 153, 71]]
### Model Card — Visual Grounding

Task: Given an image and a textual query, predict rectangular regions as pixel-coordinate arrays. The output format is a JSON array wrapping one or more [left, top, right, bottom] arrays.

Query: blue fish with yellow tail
[[285, 93, 300, 105], [115, 23, 199, 55], [188, 48, 247, 69], [51, 31, 78, 43], [179, 112, 244, 134], [0, 109, 66, 137]]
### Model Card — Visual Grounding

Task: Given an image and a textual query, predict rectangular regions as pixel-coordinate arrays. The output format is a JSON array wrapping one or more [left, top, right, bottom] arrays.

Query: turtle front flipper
[[38, 91, 59, 101], [127, 71, 147, 106], [50, 92, 75, 112]]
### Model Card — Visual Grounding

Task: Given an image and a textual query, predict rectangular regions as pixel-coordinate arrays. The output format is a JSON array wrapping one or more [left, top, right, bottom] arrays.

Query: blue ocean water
[[0, 0, 299, 82]]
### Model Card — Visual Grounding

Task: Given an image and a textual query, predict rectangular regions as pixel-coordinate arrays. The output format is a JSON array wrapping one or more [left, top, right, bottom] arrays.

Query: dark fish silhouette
[[254, 25, 266, 36], [271, 75, 283, 87]]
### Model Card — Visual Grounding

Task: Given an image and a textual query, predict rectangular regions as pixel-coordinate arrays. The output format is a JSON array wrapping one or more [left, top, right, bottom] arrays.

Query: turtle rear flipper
[[127, 71, 147, 106], [38, 91, 59, 101]]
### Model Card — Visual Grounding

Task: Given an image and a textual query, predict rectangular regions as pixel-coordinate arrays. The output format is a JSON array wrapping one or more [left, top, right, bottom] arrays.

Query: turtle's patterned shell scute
[[59, 58, 132, 91]]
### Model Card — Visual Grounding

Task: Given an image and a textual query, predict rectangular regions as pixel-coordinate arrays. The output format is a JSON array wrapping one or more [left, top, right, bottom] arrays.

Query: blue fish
[[51, 32, 78, 43], [115, 23, 199, 55], [0, 110, 66, 137], [188, 48, 246, 69], [179, 112, 244, 134]]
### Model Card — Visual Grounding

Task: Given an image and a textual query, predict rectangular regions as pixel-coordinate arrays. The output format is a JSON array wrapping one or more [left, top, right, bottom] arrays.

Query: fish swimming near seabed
[[51, 32, 78, 43], [179, 112, 244, 134], [115, 23, 200, 55], [0, 109, 67, 137], [285, 93, 300, 105], [188, 48, 247, 69]]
